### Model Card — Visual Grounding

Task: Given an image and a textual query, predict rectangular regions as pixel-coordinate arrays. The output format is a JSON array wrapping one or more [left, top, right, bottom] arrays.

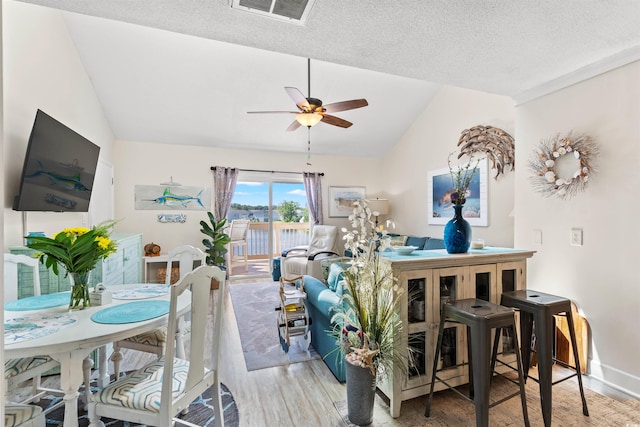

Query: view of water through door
[[227, 177, 310, 279]]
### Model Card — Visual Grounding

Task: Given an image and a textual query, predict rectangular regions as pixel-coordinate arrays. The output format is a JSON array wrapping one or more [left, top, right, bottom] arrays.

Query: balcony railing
[[232, 222, 311, 260]]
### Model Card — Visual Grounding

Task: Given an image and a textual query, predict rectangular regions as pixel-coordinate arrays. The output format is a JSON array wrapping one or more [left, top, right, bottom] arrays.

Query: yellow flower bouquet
[[26, 220, 118, 309]]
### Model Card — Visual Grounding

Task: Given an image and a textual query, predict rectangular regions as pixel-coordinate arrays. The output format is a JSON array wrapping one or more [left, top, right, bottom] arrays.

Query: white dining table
[[4, 284, 190, 427]]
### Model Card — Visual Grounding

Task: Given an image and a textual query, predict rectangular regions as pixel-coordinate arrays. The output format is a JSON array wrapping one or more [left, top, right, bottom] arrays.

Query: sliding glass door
[[227, 172, 309, 279]]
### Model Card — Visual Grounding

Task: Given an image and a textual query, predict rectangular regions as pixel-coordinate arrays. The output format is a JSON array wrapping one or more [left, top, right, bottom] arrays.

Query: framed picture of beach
[[328, 186, 365, 217], [134, 185, 211, 211], [427, 158, 488, 226]]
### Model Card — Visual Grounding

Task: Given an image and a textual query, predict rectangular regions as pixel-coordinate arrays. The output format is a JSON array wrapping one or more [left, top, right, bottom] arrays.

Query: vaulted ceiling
[[15, 0, 640, 157]]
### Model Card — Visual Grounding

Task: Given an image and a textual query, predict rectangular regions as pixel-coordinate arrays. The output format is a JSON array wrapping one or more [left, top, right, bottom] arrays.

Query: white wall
[[514, 61, 640, 396], [1, 0, 5, 417], [2, 1, 115, 249], [113, 140, 385, 252], [384, 85, 516, 246]]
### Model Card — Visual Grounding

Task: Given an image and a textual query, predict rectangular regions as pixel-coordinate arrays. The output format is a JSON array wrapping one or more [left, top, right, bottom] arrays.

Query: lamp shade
[[366, 198, 390, 216], [295, 113, 322, 127]]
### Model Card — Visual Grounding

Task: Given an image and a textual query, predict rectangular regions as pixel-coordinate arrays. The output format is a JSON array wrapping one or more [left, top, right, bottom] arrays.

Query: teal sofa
[[303, 273, 346, 381], [302, 235, 445, 382]]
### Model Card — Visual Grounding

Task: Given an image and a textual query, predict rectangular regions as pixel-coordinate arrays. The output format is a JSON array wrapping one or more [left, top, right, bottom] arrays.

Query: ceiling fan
[[247, 58, 369, 131]]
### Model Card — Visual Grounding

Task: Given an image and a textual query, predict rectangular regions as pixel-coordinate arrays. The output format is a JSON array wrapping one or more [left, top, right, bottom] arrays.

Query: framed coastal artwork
[[134, 185, 211, 211], [328, 186, 365, 217], [427, 158, 488, 226]]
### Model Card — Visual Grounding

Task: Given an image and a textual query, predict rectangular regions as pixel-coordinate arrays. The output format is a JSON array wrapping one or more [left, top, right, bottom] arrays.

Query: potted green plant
[[200, 212, 231, 288], [331, 200, 406, 426]]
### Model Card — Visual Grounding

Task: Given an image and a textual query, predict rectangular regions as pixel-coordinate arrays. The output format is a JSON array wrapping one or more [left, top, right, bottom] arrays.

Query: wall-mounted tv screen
[[13, 109, 101, 212]]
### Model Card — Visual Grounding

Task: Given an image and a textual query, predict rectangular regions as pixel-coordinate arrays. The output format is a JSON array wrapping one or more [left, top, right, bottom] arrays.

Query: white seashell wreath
[[529, 132, 598, 199]]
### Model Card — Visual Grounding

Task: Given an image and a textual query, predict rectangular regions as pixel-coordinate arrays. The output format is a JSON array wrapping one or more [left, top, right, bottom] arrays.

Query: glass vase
[[69, 271, 92, 310], [443, 205, 472, 254]]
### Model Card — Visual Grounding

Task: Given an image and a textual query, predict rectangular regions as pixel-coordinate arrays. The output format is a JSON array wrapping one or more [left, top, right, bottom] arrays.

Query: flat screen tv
[[13, 109, 101, 212]]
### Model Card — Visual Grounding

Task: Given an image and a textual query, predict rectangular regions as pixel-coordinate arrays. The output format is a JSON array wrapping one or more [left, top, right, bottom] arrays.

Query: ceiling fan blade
[[285, 87, 310, 111], [286, 120, 302, 132], [323, 99, 369, 113], [321, 114, 353, 128], [247, 111, 298, 114]]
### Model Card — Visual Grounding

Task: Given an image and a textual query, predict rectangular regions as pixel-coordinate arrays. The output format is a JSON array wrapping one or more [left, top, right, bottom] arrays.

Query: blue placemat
[[91, 300, 170, 324], [381, 250, 447, 259], [4, 292, 71, 311]]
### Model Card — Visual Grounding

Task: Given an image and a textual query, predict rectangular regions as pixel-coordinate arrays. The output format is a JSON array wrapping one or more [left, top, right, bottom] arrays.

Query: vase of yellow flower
[[25, 221, 118, 310]]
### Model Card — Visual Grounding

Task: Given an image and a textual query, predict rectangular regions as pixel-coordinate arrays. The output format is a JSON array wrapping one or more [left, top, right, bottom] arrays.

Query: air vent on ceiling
[[230, 0, 316, 25]]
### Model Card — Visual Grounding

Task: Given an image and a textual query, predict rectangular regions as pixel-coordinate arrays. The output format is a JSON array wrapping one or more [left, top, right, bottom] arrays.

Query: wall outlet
[[571, 228, 583, 246]]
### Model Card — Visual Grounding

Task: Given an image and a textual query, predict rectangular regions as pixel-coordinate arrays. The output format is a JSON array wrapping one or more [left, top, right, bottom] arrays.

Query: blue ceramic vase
[[444, 205, 471, 254]]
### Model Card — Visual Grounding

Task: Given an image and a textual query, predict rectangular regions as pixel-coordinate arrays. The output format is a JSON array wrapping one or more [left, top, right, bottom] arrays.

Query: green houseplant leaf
[[200, 212, 231, 268]]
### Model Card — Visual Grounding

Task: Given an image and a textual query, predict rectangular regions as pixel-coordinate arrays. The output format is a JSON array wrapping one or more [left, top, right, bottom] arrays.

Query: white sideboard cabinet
[[377, 248, 536, 418]]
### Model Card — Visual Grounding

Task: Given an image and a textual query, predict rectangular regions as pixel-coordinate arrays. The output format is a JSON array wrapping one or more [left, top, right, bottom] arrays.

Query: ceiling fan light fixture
[[295, 113, 322, 127]]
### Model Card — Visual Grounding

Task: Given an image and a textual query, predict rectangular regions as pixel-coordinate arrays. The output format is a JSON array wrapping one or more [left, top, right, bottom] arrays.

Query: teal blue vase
[[444, 205, 471, 254]]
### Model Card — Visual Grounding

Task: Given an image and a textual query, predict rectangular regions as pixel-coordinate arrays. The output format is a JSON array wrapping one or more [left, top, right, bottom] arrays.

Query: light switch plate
[[533, 229, 542, 245], [570, 228, 583, 246]]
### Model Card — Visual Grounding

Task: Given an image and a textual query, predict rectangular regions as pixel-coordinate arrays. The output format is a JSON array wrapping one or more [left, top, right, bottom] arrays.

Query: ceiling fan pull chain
[[306, 127, 312, 166]]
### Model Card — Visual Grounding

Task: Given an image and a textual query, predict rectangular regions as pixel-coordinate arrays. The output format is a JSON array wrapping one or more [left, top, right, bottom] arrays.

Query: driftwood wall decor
[[457, 125, 515, 179]]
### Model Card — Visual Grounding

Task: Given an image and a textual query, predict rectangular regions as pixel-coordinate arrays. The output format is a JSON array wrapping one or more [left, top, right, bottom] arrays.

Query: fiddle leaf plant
[[199, 212, 231, 268]]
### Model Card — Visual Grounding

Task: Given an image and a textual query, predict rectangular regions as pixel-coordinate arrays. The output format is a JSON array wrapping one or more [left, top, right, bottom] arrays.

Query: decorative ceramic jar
[[443, 205, 471, 254]]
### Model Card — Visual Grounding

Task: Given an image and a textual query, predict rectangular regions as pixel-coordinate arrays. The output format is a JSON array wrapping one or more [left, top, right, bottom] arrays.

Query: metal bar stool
[[500, 290, 589, 427], [425, 299, 530, 427]]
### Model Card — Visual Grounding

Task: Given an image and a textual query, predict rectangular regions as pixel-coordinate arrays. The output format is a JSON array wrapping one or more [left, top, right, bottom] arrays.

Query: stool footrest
[[433, 375, 475, 404]]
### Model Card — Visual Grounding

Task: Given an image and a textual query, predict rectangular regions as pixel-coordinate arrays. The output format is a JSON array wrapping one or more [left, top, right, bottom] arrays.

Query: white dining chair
[[4, 403, 45, 427], [228, 219, 250, 273], [3, 254, 62, 407], [89, 265, 226, 427], [109, 245, 206, 380]]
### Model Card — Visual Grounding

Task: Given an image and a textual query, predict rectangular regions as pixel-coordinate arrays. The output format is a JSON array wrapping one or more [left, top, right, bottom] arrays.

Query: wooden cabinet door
[[469, 264, 497, 303], [432, 266, 468, 383]]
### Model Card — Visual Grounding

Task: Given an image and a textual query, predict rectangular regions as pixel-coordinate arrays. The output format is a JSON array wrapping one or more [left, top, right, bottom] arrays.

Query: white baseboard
[[588, 359, 640, 399]]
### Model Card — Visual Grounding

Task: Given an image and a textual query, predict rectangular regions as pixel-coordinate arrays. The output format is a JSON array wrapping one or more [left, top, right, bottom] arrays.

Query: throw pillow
[[327, 263, 347, 291], [389, 235, 408, 246], [320, 257, 350, 283], [335, 279, 345, 298]]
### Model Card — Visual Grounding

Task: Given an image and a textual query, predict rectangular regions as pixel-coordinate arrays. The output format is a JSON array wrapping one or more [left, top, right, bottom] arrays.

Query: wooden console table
[[377, 247, 536, 417]]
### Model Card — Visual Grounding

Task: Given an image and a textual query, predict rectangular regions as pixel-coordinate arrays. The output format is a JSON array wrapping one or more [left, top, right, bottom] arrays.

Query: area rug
[[229, 280, 321, 371], [333, 374, 640, 426], [39, 383, 239, 426]]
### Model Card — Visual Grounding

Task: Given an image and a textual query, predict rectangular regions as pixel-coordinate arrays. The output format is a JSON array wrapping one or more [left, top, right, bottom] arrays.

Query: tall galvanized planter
[[345, 358, 376, 426]]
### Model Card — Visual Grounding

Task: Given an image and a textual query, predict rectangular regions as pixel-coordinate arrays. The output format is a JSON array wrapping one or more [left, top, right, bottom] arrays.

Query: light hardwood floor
[[216, 277, 638, 426], [30, 271, 636, 426]]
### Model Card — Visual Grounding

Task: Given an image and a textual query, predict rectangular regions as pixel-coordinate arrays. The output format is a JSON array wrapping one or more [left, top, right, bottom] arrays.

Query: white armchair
[[280, 225, 340, 280]]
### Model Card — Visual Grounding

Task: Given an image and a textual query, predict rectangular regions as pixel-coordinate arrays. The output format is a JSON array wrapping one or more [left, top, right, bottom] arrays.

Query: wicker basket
[[157, 267, 180, 284]]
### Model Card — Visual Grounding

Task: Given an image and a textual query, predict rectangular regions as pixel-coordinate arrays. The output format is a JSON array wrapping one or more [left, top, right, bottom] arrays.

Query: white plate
[[392, 246, 418, 255]]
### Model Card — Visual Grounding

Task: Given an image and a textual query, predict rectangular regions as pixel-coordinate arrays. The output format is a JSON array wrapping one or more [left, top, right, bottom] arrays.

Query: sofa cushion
[[406, 236, 427, 249], [327, 263, 347, 291], [424, 237, 446, 250]]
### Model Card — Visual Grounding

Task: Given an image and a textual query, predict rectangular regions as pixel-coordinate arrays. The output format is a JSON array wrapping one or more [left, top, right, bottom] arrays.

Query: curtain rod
[[210, 167, 323, 176]]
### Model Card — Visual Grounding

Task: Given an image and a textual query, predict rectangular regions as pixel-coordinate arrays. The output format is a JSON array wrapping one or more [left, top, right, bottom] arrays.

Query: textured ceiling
[[14, 0, 640, 157]]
